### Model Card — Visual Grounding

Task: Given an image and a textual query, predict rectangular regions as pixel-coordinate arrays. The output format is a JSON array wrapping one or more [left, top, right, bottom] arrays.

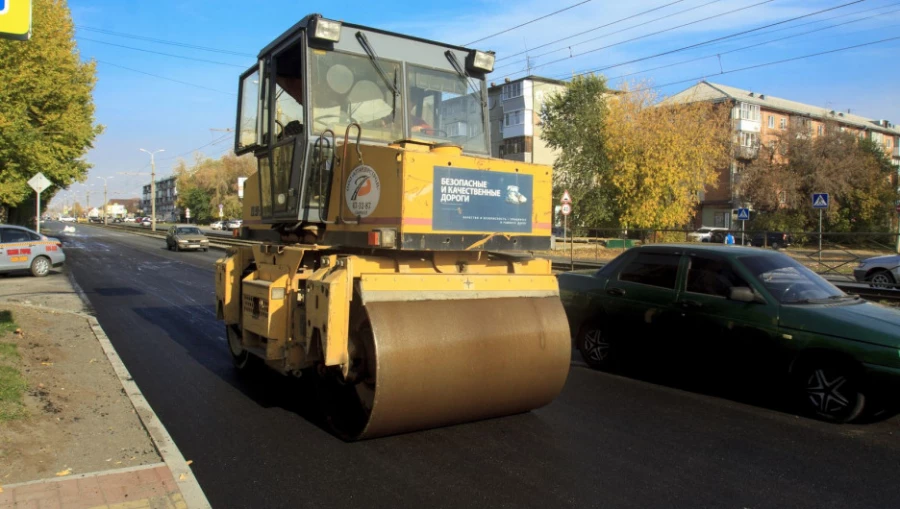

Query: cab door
[[675, 251, 780, 380], [0, 227, 35, 272], [602, 249, 685, 361]]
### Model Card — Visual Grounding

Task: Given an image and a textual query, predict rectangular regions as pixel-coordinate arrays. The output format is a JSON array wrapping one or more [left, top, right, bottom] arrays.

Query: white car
[[209, 221, 224, 230], [141, 218, 152, 227], [123, 217, 136, 223], [688, 227, 727, 243], [225, 219, 242, 229], [59, 216, 77, 223]]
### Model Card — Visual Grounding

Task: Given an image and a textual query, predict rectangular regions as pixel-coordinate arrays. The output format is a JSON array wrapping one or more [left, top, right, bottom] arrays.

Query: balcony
[[734, 146, 759, 160], [893, 146, 899, 158]]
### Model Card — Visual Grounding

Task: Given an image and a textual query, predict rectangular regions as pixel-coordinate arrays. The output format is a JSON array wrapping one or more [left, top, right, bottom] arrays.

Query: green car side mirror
[[729, 287, 758, 303]]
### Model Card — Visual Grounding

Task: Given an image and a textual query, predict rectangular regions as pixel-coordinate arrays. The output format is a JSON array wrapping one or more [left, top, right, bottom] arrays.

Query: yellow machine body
[[216, 14, 571, 440]]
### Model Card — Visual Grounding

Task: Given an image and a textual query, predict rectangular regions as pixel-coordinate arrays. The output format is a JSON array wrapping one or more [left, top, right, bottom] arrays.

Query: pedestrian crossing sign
[[736, 208, 750, 221], [0, 0, 32, 41], [812, 193, 829, 209]]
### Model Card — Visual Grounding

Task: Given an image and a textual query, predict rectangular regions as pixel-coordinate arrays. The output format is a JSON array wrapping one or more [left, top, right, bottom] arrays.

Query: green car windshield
[[176, 227, 202, 235], [738, 255, 845, 304]]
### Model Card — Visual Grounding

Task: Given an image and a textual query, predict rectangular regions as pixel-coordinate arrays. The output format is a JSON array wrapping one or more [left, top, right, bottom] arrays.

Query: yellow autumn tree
[[603, 83, 731, 229]]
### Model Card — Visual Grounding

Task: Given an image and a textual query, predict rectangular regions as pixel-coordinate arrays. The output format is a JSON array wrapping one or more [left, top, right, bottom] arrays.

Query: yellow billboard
[[0, 0, 32, 41]]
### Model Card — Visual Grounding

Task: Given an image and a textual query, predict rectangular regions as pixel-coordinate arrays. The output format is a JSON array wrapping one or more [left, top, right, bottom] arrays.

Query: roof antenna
[[524, 39, 533, 75]]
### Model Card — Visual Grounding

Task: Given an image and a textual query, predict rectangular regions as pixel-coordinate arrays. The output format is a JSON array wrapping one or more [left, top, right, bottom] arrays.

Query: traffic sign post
[[28, 172, 51, 234], [219, 203, 224, 219], [812, 193, 829, 264], [560, 194, 573, 270], [736, 208, 750, 246], [185, 207, 191, 224]]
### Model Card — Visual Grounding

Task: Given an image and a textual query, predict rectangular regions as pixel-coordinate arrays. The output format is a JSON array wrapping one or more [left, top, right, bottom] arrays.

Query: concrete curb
[[64, 272, 212, 509]]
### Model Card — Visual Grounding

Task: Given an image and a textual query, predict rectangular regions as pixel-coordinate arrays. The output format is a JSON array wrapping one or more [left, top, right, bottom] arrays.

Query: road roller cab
[[216, 13, 570, 440]]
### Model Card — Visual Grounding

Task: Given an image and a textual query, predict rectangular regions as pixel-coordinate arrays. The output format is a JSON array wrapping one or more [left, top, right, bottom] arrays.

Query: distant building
[[665, 81, 900, 228], [142, 176, 180, 222], [487, 76, 567, 166], [108, 198, 141, 216]]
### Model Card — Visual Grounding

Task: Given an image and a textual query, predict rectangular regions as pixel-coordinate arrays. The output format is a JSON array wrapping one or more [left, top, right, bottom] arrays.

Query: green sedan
[[558, 244, 900, 423]]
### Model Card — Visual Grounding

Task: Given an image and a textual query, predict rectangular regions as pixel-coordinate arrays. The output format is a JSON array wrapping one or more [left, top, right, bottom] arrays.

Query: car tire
[[174, 243, 180, 252], [576, 321, 614, 370], [30, 256, 51, 277], [227, 324, 256, 371], [794, 357, 866, 423], [867, 269, 895, 290]]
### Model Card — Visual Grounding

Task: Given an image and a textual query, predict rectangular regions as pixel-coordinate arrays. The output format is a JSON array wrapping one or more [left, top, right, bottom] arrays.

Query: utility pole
[[96, 176, 114, 225], [140, 148, 165, 231]]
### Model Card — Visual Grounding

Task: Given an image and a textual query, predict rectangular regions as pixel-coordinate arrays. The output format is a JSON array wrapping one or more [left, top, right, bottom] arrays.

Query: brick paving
[[0, 463, 187, 509]]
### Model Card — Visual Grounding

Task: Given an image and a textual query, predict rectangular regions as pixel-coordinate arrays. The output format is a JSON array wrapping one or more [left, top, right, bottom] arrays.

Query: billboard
[[0, 0, 32, 41]]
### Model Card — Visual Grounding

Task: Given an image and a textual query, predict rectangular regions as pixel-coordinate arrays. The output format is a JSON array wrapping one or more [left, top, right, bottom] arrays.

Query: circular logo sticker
[[345, 165, 381, 218]]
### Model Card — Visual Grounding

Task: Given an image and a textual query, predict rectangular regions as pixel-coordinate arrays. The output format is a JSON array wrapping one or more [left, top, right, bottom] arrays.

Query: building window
[[447, 122, 468, 137], [780, 118, 786, 130], [768, 115, 774, 128], [871, 131, 885, 144], [501, 82, 523, 101], [739, 102, 760, 121], [504, 109, 524, 127], [817, 125, 823, 136], [739, 131, 758, 147]]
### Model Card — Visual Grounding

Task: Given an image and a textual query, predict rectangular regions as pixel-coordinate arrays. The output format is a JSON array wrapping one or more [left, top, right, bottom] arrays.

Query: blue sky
[[55, 0, 900, 206]]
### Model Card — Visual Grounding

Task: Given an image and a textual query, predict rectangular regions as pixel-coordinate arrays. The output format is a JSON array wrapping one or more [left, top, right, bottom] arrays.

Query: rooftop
[[664, 81, 900, 136]]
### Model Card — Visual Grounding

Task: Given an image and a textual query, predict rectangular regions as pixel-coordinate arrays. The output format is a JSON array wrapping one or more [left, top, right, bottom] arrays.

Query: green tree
[[541, 74, 615, 228], [0, 0, 103, 224], [174, 150, 255, 222], [182, 188, 212, 224]]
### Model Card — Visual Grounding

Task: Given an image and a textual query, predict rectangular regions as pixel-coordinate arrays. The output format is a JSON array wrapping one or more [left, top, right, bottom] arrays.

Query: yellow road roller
[[215, 13, 570, 440]]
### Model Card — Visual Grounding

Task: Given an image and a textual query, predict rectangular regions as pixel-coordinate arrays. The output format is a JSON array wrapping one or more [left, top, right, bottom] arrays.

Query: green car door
[[674, 251, 781, 376], [599, 249, 684, 363]]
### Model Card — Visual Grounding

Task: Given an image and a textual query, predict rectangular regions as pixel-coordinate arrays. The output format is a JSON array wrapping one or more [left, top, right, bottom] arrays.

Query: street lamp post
[[139, 148, 165, 232], [96, 176, 114, 225]]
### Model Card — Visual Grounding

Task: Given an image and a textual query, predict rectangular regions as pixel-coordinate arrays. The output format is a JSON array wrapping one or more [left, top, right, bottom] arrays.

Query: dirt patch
[[0, 305, 161, 484]]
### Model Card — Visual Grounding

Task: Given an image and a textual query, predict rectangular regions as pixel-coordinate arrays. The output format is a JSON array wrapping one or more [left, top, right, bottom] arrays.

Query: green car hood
[[779, 302, 900, 348]]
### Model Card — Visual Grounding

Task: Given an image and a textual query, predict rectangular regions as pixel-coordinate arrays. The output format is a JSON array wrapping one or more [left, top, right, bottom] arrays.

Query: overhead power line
[[463, 0, 595, 46], [502, 0, 864, 80], [75, 25, 254, 57], [96, 60, 236, 95], [79, 37, 247, 68], [496, 0, 726, 72], [497, 0, 774, 78], [600, 4, 900, 83], [498, 0, 688, 63]]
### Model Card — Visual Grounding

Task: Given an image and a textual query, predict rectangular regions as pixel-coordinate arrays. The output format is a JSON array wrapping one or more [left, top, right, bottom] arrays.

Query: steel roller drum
[[329, 296, 571, 440]]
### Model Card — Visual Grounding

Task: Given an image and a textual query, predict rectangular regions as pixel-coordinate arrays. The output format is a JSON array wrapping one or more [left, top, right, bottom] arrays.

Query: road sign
[[237, 177, 248, 199], [185, 208, 191, 219], [27, 172, 50, 193], [812, 193, 829, 209], [0, 0, 32, 41], [561, 190, 572, 204], [219, 204, 224, 218], [560, 203, 572, 216], [736, 208, 750, 221]]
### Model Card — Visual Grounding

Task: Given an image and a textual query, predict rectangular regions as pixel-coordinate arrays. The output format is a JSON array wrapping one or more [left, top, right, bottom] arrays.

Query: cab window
[[0, 228, 30, 244], [686, 255, 749, 298], [618, 252, 680, 289]]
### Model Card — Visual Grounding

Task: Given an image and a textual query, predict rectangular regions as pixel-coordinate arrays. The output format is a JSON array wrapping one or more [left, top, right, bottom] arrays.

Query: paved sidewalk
[[0, 261, 209, 509]]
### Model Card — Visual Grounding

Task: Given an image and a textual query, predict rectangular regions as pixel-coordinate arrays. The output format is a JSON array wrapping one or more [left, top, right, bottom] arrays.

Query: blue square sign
[[736, 208, 750, 221], [0, 0, 6, 15], [812, 193, 829, 209]]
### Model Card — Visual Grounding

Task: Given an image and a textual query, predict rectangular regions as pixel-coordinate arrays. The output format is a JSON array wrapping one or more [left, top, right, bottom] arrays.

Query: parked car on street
[[209, 220, 224, 230], [123, 217, 136, 223], [687, 227, 727, 243], [165, 225, 210, 252], [0, 224, 65, 277], [853, 254, 899, 290], [141, 218, 152, 227], [558, 244, 900, 423], [747, 231, 793, 249], [225, 219, 242, 229], [59, 216, 76, 223]]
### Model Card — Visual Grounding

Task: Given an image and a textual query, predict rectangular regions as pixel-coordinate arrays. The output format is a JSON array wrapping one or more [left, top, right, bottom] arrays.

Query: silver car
[[0, 225, 65, 277], [853, 254, 899, 289]]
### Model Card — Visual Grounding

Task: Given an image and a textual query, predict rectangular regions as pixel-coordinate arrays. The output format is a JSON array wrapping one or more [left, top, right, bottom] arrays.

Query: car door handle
[[679, 300, 703, 309], [607, 288, 626, 297]]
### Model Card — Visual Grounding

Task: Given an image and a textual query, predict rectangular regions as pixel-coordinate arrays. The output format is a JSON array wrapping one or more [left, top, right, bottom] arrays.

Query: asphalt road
[[47, 223, 900, 509]]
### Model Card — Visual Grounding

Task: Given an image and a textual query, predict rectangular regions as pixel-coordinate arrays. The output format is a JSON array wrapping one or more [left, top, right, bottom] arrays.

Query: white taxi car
[[0, 225, 65, 277]]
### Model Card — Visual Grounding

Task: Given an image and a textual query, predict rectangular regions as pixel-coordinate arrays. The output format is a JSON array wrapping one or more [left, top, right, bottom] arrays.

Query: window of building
[[618, 252, 680, 289], [817, 125, 823, 136], [447, 122, 468, 137], [739, 131, 758, 147], [739, 102, 760, 121], [871, 131, 885, 144], [501, 82, 523, 101], [504, 109, 524, 127], [767, 115, 774, 128], [780, 117, 786, 130]]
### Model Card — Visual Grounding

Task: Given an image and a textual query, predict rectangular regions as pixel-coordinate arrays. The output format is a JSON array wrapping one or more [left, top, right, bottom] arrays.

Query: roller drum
[[328, 296, 571, 440]]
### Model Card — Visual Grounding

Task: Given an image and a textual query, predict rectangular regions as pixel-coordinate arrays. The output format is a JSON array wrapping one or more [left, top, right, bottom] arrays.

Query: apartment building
[[141, 176, 180, 222], [487, 76, 567, 166], [666, 81, 900, 228]]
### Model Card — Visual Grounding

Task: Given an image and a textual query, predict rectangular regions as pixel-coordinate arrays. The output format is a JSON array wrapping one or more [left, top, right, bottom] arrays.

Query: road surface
[[47, 223, 900, 509]]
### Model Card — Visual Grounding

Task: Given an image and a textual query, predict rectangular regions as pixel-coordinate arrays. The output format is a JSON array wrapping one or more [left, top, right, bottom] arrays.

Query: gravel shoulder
[[0, 270, 161, 485]]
